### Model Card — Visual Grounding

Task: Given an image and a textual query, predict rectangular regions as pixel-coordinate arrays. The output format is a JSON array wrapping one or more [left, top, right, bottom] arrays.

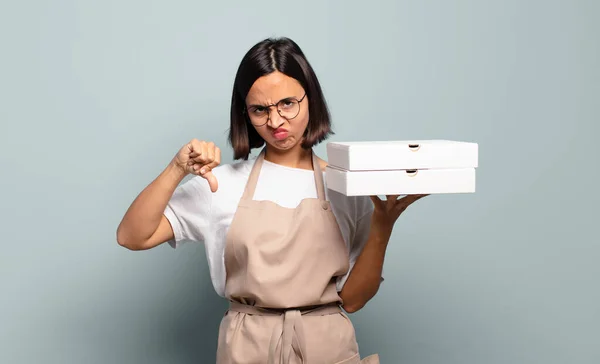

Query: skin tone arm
[[116, 140, 220, 250], [339, 194, 427, 313]]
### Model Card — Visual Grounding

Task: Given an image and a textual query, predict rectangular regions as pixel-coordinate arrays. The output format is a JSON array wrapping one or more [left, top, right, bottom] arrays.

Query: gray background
[[1, 0, 598, 363]]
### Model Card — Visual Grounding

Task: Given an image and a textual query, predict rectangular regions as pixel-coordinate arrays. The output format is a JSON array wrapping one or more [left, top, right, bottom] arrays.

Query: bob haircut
[[228, 37, 333, 160]]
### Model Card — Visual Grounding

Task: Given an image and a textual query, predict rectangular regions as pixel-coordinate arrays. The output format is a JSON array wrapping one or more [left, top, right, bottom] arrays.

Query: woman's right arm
[[116, 140, 221, 251]]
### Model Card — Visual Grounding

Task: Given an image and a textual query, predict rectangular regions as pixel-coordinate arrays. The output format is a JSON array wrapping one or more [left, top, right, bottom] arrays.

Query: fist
[[173, 139, 221, 192]]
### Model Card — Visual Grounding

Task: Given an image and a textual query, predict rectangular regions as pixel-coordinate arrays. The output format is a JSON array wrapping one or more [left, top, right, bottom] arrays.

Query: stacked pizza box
[[325, 140, 479, 196]]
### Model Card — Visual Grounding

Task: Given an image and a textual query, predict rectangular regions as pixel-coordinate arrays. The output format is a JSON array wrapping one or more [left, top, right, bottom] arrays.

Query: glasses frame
[[244, 93, 307, 127]]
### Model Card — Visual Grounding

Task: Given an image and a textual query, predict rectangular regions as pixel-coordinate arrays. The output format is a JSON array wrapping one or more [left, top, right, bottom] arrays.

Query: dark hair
[[227, 37, 333, 160]]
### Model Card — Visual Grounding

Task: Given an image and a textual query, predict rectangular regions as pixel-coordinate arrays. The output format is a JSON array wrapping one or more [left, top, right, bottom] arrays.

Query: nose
[[266, 107, 285, 128]]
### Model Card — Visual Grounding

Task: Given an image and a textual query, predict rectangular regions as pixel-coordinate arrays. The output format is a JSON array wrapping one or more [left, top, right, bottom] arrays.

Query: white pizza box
[[325, 166, 476, 196], [326, 140, 478, 171]]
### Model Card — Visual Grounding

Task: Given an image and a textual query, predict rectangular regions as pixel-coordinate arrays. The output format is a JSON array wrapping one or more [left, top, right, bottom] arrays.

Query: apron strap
[[311, 151, 326, 202], [241, 148, 327, 202], [241, 148, 266, 201]]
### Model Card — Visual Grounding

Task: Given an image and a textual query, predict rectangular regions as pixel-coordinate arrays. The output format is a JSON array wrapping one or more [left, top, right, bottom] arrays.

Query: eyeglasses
[[245, 93, 307, 126]]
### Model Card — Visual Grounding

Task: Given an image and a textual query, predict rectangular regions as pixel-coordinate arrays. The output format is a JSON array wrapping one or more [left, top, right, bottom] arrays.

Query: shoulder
[[315, 156, 329, 171]]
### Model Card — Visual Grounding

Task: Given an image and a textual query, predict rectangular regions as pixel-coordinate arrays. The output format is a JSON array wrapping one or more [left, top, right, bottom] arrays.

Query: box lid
[[326, 140, 478, 171]]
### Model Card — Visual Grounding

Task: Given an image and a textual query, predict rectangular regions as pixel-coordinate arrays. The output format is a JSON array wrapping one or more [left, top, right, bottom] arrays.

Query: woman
[[117, 37, 426, 364]]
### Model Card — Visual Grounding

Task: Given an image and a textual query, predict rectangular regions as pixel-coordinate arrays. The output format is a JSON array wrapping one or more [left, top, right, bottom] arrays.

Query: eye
[[279, 100, 295, 109], [250, 106, 266, 115]]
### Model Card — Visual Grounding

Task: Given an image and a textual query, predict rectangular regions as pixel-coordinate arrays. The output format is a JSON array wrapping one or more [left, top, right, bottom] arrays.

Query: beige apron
[[216, 149, 380, 364]]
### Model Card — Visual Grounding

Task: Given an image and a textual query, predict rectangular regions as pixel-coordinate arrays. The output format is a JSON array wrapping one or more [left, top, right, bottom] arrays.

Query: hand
[[369, 194, 429, 241], [172, 139, 221, 192]]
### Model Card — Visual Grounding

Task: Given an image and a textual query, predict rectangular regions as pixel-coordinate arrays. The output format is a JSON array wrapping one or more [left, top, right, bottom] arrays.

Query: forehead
[[246, 71, 304, 104]]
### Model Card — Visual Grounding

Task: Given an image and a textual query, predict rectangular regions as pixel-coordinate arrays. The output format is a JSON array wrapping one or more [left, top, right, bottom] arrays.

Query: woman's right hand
[[172, 139, 221, 192]]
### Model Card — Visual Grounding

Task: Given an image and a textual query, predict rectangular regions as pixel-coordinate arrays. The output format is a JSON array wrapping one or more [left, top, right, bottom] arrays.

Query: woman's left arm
[[339, 194, 428, 313]]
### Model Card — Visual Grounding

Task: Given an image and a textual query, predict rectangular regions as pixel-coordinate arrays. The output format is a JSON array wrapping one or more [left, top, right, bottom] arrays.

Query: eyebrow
[[247, 95, 297, 108]]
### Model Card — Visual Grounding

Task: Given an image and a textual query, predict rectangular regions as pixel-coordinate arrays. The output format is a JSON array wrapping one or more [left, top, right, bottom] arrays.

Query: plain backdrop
[[1, 0, 598, 363]]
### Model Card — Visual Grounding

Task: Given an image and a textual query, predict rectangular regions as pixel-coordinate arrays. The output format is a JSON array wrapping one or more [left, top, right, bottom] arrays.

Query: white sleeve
[[336, 197, 378, 291], [163, 177, 212, 249]]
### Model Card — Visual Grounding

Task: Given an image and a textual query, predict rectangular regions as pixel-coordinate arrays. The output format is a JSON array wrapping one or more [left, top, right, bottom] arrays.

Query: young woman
[[117, 37, 426, 364]]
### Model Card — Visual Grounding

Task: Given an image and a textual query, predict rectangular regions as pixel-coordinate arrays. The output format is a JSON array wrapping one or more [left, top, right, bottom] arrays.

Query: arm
[[116, 139, 220, 250], [339, 224, 389, 313], [339, 194, 428, 313], [116, 163, 186, 250]]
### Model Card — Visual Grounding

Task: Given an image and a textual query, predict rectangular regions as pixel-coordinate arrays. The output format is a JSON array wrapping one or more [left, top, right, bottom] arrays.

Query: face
[[245, 71, 309, 152]]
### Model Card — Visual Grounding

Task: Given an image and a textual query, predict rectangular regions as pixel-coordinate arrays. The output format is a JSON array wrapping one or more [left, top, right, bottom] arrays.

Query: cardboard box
[[326, 140, 478, 171], [325, 140, 478, 196]]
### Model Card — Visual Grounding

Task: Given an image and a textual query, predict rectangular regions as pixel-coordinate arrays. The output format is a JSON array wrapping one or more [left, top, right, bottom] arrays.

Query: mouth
[[272, 128, 289, 140]]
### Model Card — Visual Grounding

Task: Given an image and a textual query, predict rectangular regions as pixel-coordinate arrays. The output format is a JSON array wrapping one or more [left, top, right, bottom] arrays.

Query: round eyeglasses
[[245, 93, 307, 126]]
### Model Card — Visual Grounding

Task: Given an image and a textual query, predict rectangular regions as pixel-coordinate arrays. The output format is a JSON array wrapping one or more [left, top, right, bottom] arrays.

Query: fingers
[[188, 140, 218, 165], [369, 193, 430, 223], [200, 142, 209, 162], [198, 145, 221, 175], [392, 194, 428, 213], [370, 195, 385, 210], [370, 195, 382, 203], [386, 195, 400, 208], [189, 140, 211, 162], [206, 142, 215, 162], [184, 140, 221, 191], [204, 171, 219, 192], [393, 194, 427, 203], [208, 145, 221, 170], [403, 194, 428, 204]]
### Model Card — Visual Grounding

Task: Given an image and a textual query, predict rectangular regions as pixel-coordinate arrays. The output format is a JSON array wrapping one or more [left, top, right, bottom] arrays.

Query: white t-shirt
[[163, 156, 375, 298]]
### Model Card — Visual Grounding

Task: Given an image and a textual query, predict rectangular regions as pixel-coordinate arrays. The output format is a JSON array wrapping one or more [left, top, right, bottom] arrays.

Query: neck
[[264, 144, 313, 170]]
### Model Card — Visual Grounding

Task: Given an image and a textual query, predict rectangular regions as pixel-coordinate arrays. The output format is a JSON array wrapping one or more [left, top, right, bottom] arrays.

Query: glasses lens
[[247, 107, 268, 125], [246, 98, 300, 125], [277, 99, 300, 119]]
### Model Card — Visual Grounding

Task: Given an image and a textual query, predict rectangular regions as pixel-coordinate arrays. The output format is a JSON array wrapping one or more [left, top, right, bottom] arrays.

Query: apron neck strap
[[311, 151, 326, 201], [241, 148, 326, 202]]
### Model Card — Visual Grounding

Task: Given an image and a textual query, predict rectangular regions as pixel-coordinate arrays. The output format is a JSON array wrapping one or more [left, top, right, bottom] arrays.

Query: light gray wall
[[1, 0, 598, 363]]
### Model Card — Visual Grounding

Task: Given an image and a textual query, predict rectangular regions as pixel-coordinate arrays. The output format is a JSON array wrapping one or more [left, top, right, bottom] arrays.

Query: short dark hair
[[228, 37, 333, 160]]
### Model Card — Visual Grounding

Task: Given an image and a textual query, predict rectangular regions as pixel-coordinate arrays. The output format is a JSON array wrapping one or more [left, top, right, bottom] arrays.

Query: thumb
[[202, 171, 219, 193]]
